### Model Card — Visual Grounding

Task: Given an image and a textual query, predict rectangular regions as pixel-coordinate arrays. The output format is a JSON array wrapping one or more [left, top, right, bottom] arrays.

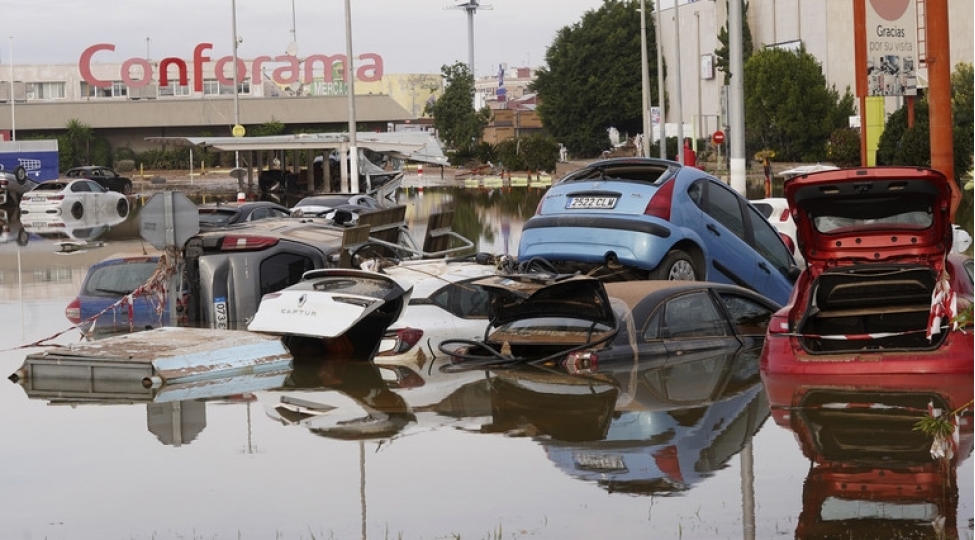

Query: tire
[[122, 181, 133, 195], [13, 165, 26, 184], [649, 249, 698, 281], [116, 198, 129, 218], [70, 201, 84, 220]]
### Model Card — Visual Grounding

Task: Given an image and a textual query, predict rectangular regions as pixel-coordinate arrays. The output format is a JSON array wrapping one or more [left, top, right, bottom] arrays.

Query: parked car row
[[54, 160, 972, 389]]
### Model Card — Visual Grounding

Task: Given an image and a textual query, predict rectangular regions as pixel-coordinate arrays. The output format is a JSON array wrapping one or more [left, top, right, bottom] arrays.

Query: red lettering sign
[[79, 43, 384, 90]]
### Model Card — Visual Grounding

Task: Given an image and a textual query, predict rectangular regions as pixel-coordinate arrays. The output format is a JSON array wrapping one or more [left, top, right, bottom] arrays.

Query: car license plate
[[573, 452, 626, 471], [566, 196, 617, 209], [214, 297, 228, 329]]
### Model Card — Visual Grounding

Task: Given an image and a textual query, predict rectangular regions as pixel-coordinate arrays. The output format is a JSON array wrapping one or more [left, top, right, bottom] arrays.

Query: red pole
[[926, 0, 960, 221]]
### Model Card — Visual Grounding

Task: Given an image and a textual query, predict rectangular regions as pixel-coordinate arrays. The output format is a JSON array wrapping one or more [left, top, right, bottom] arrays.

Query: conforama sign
[[79, 43, 384, 91]]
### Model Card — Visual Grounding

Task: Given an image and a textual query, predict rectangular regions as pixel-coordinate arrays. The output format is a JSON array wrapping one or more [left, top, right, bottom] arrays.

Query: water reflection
[[12, 370, 291, 446], [764, 373, 973, 539]]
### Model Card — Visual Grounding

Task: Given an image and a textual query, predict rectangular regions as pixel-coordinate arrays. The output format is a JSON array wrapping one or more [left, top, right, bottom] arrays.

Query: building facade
[[0, 1, 971, 154]]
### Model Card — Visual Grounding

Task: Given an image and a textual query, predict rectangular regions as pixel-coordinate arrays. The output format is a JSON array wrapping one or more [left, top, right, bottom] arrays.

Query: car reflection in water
[[763, 374, 973, 539], [498, 344, 770, 494]]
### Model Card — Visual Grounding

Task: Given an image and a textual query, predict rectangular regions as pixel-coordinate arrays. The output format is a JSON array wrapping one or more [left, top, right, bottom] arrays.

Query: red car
[[760, 166, 973, 376]]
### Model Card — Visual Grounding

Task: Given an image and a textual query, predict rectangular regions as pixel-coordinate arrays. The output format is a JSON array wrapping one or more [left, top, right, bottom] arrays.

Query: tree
[[424, 62, 491, 152], [742, 46, 854, 161], [531, 0, 662, 158], [714, 0, 754, 85], [59, 119, 95, 170], [876, 62, 974, 184]]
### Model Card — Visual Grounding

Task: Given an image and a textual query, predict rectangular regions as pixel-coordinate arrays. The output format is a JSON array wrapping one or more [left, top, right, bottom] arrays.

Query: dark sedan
[[443, 273, 780, 371], [198, 201, 292, 228], [64, 166, 134, 195]]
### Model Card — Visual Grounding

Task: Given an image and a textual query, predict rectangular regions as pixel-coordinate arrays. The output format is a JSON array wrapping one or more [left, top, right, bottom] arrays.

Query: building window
[[26, 82, 66, 101], [80, 81, 129, 99], [203, 79, 250, 96], [159, 82, 191, 97]]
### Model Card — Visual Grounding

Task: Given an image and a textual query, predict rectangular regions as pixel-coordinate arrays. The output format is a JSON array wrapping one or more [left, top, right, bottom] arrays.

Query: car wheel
[[650, 249, 698, 281], [122, 181, 133, 195], [71, 201, 84, 220], [13, 165, 26, 184], [116, 198, 129, 218]]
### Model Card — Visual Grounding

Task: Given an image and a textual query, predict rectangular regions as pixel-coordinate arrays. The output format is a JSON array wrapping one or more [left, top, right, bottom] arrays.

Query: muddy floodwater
[[1, 185, 971, 540]]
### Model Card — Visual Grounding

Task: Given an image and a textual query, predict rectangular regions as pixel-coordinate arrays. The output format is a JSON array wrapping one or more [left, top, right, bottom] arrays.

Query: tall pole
[[674, 1, 684, 164], [640, 0, 651, 157], [231, 0, 241, 169], [9, 37, 15, 142], [654, 3, 666, 159], [344, 0, 359, 194], [728, 0, 746, 194], [926, 0, 959, 220]]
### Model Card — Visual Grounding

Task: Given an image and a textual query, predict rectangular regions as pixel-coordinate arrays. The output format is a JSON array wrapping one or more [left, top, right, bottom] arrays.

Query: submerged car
[[289, 193, 384, 221], [65, 252, 186, 334], [444, 273, 780, 370], [0, 166, 38, 206], [198, 201, 292, 228], [760, 166, 974, 376], [248, 268, 413, 357], [19, 178, 130, 220], [373, 256, 501, 366], [517, 157, 798, 305]]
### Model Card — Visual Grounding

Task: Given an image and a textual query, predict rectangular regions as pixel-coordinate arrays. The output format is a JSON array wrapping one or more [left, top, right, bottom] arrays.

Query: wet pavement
[[0, 183, 971, 540]]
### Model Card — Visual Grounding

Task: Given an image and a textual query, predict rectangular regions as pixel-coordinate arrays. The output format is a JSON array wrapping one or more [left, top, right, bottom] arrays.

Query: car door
[[693, 179, 765, 291], [742, 204, 797, 304], [642, 291, 740, 361]]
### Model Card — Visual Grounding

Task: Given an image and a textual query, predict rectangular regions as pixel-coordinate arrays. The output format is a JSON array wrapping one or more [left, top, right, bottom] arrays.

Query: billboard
[[864, 0, 918, 96], [0, 140, 60, 182]]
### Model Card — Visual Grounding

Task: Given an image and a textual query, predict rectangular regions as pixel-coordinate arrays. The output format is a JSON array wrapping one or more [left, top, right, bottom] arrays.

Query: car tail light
[[0, 179, 7, 187], [778, 209, 790, 222], [766, 313, 791, 336], [643, 179, 675, 220], [48, 195, 64, 201], [65, 298, 82, 325], [218, 235, 280, 251], [562, 350, 598, 374], [377, 327, 424, 356]]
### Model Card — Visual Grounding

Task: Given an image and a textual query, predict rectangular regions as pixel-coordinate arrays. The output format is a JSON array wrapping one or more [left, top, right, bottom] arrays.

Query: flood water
[[1, 184, 972, 540]]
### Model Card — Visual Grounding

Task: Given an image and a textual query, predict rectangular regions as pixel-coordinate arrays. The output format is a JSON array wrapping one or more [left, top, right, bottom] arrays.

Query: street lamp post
[[231, 0, 241, 170], [9, 36, 15, 141], [344, 0, 359, 194], [640, 0, 651, 157]]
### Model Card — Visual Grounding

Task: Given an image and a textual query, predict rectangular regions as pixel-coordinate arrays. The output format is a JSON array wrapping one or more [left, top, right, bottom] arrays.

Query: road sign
[[712, 130, 725, 144], [140, 191, 200, 250], [232, 124, 246, 138]]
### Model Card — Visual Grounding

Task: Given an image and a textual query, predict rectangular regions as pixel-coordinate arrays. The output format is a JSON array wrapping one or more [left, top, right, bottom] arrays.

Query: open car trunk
[[797, 264, 944, 353]]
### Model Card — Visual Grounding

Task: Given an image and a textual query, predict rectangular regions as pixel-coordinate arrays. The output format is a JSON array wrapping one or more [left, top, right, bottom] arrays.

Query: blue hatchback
[[65, 253, 185, 334], [517, 158, 798, 305]]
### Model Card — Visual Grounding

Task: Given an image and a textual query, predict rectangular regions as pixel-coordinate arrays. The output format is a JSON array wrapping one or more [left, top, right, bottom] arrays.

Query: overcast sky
[[1, 0, 608, 77]]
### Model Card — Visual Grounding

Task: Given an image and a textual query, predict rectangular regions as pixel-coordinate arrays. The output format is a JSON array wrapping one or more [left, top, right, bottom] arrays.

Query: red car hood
[[784, 167, 953, 268]]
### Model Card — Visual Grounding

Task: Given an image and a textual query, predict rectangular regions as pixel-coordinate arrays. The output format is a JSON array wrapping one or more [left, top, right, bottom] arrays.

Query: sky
[[1, 0, 608, 78]]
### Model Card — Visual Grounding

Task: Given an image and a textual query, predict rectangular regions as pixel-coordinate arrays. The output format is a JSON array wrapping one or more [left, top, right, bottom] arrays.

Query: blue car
[[65, 253, 185, 334], [517, 158, 798, 305]]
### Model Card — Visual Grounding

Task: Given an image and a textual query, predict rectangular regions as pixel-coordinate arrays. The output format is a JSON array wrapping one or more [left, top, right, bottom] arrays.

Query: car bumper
[[517, 215, 674, 269], [759, 331, 974, 377]]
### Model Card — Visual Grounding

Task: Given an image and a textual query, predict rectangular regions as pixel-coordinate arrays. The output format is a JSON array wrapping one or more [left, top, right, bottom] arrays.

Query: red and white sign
[[712, 130, 725, 144], [80, 43, 385, 91]]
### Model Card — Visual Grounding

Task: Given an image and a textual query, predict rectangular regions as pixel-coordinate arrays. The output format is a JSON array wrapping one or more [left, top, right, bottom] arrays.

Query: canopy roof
[[146, 131, 449, 166]]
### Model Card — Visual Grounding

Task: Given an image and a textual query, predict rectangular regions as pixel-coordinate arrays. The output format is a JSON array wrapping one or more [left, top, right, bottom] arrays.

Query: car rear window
[[199, 209, 237, 226], [811, 197, 935, 233], [560, 163, 674, 185], [83, 260, 159, 296]]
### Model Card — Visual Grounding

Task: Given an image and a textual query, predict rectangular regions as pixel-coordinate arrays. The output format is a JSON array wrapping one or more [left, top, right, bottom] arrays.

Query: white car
[[751, 197, 803, 265], [19, 178, 130, 221], [373, 257, 501, 371]]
